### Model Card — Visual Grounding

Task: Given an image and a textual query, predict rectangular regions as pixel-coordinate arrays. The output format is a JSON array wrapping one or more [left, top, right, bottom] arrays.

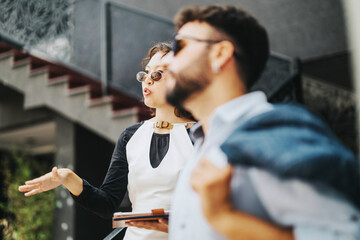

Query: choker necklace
[[153, 121, 174, 129]]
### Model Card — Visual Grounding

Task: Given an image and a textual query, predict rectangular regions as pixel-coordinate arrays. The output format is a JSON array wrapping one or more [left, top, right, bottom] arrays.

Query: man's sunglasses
[[136, 70, 163, 82], [171, 35, 221, 56], [171, 35, 242, 59]]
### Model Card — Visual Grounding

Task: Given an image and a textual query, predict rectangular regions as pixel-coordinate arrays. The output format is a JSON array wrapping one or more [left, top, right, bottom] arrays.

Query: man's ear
[[209, 41, 235, 73]]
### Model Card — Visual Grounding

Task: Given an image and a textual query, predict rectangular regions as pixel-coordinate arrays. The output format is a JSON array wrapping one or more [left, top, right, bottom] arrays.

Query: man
[[163, 5, 360, 240]]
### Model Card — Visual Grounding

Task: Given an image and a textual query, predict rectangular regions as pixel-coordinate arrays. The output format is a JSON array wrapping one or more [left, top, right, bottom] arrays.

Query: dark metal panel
[[109, 3, 174, 98], [72, 0, 102, 77], [251, 53, 302, 103], [72, 0, 174, 99], [302, 53, 352, 90]]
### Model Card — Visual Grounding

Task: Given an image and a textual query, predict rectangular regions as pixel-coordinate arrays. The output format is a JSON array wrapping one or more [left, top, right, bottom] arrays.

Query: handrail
[[103, 227, 126, 240], [268, 57, 302, 103], [343, 0, 360, 158], [100, 1, 111, 96]]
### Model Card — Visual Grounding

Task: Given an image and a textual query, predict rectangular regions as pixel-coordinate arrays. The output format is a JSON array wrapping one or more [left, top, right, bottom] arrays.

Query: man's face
[[164, 22, 215, 110]]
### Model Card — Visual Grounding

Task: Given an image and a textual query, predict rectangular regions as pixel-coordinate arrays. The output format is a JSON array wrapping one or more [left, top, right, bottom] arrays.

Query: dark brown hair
[[142, 42, 196, 121], [142, 42, 172, 68], [174, 5, 269, 89]]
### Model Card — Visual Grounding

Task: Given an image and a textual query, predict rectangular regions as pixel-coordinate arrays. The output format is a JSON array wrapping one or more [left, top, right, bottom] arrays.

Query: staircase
[[0, 41, 150, 143]]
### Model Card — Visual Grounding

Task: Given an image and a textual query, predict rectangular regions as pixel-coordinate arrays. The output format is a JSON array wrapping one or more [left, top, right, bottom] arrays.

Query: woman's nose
[[144, 75, 154, 85]]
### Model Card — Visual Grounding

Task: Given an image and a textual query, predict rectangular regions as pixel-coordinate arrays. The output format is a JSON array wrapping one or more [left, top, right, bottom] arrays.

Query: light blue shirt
[[169, 91, 273, 240], [169, 91, 360, 240]]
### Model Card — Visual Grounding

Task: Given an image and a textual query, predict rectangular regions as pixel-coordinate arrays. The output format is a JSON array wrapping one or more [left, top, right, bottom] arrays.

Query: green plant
[[0, 150, 55, 240]]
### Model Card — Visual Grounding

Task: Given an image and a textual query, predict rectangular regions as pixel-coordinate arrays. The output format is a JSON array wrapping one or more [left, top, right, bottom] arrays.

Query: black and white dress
[[72, 120, 194, 240]]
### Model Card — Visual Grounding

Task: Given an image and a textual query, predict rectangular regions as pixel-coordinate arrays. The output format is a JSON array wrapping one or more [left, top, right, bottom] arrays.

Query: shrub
[[0, 150, 55, 240]]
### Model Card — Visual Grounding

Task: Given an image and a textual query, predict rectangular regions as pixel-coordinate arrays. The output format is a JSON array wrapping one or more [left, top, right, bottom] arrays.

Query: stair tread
[[13, 57, 31, 68], [67, 85, 91, 96], [47, 75, 70, 86], [0, 50, 13, 60]]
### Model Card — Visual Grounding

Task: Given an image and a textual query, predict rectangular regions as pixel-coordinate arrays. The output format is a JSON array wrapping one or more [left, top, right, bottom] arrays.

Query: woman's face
[[142, 51, 169, 108]]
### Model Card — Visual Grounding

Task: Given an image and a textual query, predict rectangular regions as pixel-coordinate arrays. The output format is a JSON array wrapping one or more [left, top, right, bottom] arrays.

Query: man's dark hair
[[174, 5, 269, 89]]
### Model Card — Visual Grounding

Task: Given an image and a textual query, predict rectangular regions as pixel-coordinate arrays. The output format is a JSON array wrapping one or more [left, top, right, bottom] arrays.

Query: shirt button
[[351, 214, 359, 221], [181, 223, 186, 229]]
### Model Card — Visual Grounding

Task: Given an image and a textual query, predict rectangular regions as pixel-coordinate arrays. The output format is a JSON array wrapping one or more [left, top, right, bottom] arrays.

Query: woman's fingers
[[24, 175, 44, 185], [24, 186, 42, 197], [159, 218, 168, 224], [126, 219, 169, 232], [23, 167, 58, 186], [18, 183, 40, 192], [126, 220, 156, 230], [18, 183, 42, 196]]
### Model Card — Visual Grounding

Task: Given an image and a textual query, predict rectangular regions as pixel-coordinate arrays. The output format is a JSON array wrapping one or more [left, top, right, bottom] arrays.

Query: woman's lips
[[143, 88, 151, 96]]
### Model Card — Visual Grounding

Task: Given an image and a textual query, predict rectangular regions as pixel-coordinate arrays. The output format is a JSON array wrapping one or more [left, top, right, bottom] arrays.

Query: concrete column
[[343, 0, 360, 153], [53, 116, 75, 240]]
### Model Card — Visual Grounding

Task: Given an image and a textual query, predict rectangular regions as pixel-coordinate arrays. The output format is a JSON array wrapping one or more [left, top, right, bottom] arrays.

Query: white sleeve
[[294, 225, 359, 240], [204, 146, 228, 168], [248, 168, 360, 240]]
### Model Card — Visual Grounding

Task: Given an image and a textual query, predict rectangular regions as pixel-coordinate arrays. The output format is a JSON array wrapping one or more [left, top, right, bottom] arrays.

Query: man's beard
[[166, 55, 211, 110]]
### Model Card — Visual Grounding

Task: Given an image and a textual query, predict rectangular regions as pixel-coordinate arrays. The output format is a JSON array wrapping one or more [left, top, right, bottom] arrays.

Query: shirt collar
[[210, 91, 269, 124], [189, 91, 269, 143], [189, 121, 204, 143]]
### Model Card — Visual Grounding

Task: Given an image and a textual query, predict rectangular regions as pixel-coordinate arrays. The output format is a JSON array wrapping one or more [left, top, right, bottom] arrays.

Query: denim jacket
[[221, 103, 360, 208]]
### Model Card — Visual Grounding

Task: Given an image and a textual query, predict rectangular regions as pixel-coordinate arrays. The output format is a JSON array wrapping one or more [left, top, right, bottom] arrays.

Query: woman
[[18, 42, 195, 240]]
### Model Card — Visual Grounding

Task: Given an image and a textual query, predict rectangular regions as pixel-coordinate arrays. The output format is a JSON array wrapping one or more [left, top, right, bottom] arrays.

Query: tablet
[[113, 209, 170, 228]]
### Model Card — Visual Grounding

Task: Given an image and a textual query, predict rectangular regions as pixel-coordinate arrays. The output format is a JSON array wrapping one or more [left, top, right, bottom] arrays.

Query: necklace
[[153, 121, 174, 129], [152, 121, 196, 129]]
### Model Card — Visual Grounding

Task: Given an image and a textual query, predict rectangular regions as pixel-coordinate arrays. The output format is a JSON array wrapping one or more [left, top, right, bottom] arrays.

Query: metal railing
[[103, 227, 126, 240]]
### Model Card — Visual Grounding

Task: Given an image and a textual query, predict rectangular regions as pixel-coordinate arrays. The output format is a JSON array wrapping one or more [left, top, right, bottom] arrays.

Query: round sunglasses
[[136, 71, 163, 82]]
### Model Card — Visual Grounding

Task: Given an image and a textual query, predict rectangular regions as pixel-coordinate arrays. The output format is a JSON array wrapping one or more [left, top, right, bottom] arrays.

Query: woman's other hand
[[126, 218, 169, 233]]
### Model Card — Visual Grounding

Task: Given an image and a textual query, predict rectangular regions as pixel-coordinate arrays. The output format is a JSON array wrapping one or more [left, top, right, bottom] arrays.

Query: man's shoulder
[[252, 102, 318, 120], [237, 102, 326, 131]]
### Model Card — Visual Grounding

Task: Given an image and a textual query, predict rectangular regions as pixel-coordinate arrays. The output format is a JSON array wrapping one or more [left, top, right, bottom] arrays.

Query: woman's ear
[[209, 41, 235, 74]]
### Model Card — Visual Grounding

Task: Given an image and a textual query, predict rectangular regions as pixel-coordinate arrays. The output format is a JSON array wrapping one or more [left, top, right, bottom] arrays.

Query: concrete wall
[[0, 82, 53, 130], [110, 0, 347, 59]]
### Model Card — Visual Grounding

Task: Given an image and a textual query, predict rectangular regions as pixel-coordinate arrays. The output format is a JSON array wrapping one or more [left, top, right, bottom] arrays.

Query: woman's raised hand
[[18, 167, 70, 197]]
